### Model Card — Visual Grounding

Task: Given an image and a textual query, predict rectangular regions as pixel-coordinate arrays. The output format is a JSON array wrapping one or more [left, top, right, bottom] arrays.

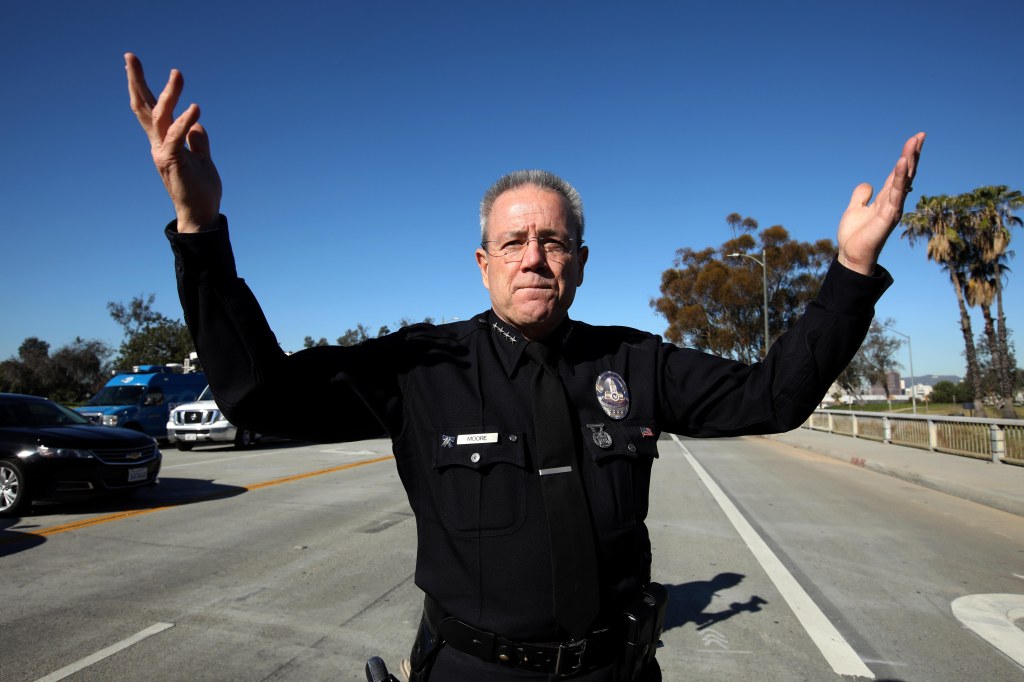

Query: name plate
[[457, 432, 499, 445]]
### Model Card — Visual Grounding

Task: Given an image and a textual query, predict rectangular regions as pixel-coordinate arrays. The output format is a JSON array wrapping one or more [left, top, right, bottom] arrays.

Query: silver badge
[[595, 371, 629, 420], [441, 435, 455, 448], [587, 423, 613, 449]]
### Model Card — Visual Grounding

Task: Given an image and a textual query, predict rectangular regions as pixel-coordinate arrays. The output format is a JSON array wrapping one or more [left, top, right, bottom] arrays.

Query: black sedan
[[0, 393, 162, 515]]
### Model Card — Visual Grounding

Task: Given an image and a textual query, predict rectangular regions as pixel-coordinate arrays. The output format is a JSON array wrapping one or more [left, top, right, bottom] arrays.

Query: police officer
[[125, 53, 924, 681]]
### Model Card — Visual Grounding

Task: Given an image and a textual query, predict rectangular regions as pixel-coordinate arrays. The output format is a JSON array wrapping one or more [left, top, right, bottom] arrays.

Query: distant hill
[[906, 374, 961, 387]]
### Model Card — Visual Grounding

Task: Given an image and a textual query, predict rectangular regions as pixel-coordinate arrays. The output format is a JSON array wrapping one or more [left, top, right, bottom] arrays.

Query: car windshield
[[87, 385, 145, 406], [0, 397, 92, 427], [198, 385, 213, 401]]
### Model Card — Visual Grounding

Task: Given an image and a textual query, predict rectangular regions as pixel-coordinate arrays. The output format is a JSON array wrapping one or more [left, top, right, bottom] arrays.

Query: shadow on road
[[0, 518, 45, 556], [663, 572, 768, 631], [660, 573, 907, 682], [0, 477, 247, 557]]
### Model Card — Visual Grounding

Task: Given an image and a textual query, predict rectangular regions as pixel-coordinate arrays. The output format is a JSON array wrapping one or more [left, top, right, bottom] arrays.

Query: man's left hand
[[837, 132, 926, 275]]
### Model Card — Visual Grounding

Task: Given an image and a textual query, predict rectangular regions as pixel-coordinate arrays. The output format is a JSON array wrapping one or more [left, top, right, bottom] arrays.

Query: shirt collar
[[484, 310, 575, 377]]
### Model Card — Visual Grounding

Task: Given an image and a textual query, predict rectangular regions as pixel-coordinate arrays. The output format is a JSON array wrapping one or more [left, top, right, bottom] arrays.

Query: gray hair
[[479, 169, 585, 243]]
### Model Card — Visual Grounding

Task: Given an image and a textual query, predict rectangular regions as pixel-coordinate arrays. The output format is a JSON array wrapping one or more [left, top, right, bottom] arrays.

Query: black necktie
[[524, 341, 600, 640]]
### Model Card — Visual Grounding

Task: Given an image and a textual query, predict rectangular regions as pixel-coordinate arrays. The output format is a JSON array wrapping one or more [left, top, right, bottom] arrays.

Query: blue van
[[75, 365, 207, 439]]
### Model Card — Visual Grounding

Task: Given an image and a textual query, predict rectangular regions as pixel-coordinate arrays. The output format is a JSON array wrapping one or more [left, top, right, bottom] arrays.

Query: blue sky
[[2, 0, 1022, 379]]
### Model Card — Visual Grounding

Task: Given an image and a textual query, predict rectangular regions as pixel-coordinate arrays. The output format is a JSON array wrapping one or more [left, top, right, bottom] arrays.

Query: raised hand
[[837, 132, 926, 275], [125, 53, 222, 233]]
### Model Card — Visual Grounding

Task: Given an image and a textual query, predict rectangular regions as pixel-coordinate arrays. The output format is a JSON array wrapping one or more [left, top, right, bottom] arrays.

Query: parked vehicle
[[75, 365, 206, 439], [166, 385, 259, 450], [0, 393, 162, 515]]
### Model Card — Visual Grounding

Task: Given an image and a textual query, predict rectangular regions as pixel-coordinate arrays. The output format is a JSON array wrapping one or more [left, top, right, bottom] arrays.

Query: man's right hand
[[125, 53, 222, 233]]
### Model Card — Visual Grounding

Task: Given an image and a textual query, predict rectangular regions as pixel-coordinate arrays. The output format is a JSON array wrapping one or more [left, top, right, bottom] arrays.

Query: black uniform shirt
[[167, 217, 891, 642]]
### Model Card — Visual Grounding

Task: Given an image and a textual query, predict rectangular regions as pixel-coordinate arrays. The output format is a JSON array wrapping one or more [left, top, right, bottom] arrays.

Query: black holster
[[407, 597, 445, 681], [616, 583, 668, 682]]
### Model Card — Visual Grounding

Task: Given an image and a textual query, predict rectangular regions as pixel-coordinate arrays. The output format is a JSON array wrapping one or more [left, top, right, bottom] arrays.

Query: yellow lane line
[[243, 455, 393, 490], [4, 454, 394, 542]]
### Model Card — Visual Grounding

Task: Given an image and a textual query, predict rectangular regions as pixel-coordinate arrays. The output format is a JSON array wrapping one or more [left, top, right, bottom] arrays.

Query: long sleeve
[[166, 217, 401, 442], [657, 258, 891, 437]]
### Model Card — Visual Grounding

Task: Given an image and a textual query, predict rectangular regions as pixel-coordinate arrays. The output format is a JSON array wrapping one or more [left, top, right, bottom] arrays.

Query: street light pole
[[727, 248, 769, 359], [886, 326, 917, 415]]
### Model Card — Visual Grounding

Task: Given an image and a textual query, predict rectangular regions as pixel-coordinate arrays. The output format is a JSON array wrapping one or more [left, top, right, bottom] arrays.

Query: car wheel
[[234, 430, 253, 450], [0, 458, 31, 516], [176, 442, 194, 451]]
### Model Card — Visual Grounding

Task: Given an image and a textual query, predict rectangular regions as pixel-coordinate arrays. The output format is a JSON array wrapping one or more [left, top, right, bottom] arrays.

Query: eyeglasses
[[481, 235, 584, 262]]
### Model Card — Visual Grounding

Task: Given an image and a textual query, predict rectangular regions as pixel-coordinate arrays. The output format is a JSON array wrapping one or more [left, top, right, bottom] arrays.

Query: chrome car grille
[[91, 443, 158, 464], [173, 410, 216, 425]]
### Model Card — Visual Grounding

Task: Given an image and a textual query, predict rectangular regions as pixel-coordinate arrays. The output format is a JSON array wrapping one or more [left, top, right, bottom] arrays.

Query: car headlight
[[102, 414, 122, 426], [37, 445, 94, 459]]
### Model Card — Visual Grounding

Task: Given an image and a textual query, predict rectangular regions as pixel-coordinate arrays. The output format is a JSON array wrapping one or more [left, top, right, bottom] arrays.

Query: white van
[[165, 385, 259, 451]]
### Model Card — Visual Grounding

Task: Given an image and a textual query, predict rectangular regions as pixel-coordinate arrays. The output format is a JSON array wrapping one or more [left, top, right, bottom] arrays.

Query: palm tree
[[969, 186, 1023, 414], [964, 253, 1008, 413], [901, 195, 985, 411]]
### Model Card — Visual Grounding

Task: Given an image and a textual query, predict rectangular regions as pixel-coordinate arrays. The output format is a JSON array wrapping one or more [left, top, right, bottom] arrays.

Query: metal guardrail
[[805, 410, 1024, 466]]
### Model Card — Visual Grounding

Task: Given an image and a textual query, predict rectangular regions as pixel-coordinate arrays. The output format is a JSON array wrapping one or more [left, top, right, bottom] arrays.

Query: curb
[[762, 434, 1024, 520]]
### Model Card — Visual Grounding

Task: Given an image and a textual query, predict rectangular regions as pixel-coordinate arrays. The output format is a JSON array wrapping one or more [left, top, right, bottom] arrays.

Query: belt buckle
[[554, 639, 586, 677]]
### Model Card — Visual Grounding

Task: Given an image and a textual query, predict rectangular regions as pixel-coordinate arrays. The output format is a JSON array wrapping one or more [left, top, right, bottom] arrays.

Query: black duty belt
[[436, 616, 617, 677]]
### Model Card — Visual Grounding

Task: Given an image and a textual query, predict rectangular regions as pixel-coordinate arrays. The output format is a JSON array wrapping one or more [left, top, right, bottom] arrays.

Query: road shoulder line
[[670, 434, 874, 679]]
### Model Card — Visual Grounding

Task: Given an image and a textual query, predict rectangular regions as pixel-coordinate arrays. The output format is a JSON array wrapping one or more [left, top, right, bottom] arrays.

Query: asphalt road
[[653, 435, 1024, 681], [1, 434, 1022, 681]]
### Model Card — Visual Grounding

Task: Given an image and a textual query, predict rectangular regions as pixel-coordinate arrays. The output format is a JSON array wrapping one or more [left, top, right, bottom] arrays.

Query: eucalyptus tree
[[0, 338, 52, 396], [0, 336, 110, 402], [337, 324, 372, 346], [303, 336, 329, 348], [304, 317, 435, 350], [652, 218, 834, 364], [725, 212, 759, 238], [107, 294, 194, 369]]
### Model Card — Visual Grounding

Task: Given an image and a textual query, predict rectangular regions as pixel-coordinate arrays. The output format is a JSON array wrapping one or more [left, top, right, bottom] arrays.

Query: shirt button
[[627, 443, 637, 453], [508, 434, 518, 442], [470, 453, 481, 463]]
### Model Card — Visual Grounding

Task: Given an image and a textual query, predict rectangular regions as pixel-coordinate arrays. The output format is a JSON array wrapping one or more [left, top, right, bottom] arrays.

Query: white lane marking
[[692, 650, 755, 655], [34, 622, 174, 681], [951, 593, 1024, 667], [670, 435, 874, 679]]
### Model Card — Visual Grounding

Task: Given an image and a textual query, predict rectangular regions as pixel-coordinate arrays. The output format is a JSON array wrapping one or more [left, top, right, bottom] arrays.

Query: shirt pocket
[[430, 426, 528, 537], [580, 420, 659, 528]]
